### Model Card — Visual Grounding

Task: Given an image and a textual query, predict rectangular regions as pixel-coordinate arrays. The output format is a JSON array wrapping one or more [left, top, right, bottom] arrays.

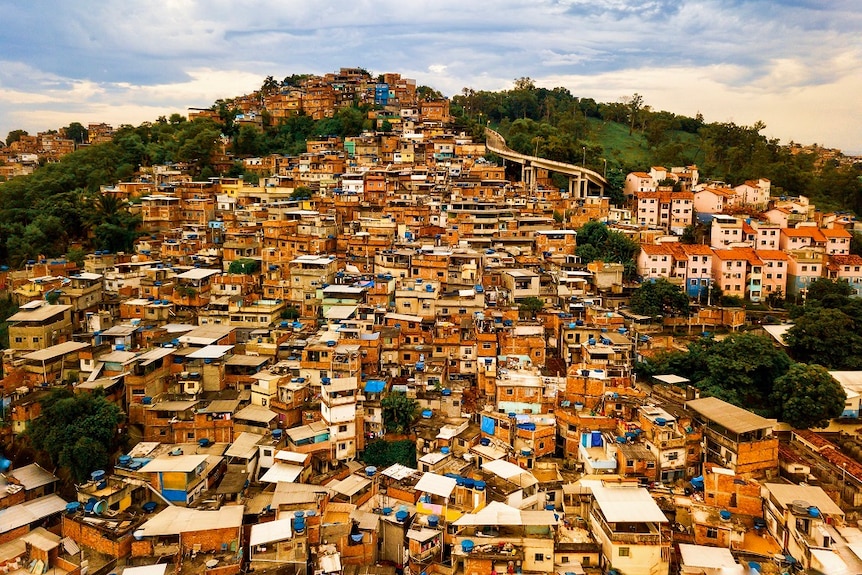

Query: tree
[[630, 279, 690, 317], [361, 439, 417, 468], [233, 124, 265, 157], [519, 296, 545, 318], [26, 388, 124, 482], [63, 122, 88, 144], [6, 129, 28, 146], [771, 363, 845, 429], [699, 333, 791, 410], [227, 258, 260, 275], [785, 307, 862, 369], [280, 306, 300, 320], [260, 75, 279, 96], [381, 392, 418, 435], [624, 93, 644, 135], [290, 186, 313, 200], [806, 277, 853, 304]]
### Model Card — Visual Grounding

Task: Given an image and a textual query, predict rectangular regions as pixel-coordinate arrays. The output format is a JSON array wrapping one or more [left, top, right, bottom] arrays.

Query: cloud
[[0, 0, 859, 151]]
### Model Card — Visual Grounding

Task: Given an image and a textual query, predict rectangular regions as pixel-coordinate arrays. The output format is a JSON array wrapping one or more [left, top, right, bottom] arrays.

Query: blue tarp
[[480, 416, 496, 435], [364, 380, 385, 393]]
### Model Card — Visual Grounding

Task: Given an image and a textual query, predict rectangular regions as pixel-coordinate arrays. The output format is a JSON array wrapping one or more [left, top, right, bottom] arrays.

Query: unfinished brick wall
[[736, 438, 779, 478], [61, 516, 134, 557], [181, 526, 242, 554], [0, 525, 29, 545], [702, 465, 764, 516]]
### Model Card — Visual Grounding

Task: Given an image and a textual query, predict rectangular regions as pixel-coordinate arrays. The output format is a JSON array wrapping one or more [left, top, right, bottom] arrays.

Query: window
[[619, 547, 630, 557], [626, 459, 634, 467], [263, 449, 272, 457], [706, 527, 718, 539], [339, 442, 346, 450], [534, 553, 545, 562], [506, 388, 514, 395], [338, 425, 348, 433]]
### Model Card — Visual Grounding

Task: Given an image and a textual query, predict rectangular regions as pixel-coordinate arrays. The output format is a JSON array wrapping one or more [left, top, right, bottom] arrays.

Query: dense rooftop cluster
[[1, 68, 862, 575]]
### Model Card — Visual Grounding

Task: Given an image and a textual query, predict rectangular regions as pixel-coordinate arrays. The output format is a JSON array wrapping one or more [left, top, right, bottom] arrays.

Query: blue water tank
[[427, 515, 439, 528], [395, 510, 409, 522], [422, 409, 433, 418], [118, 455, 132, 466], [366, 466, 377, 477], [474, 480, 486, 491], [441, 447, 450, 455], [461, 540, 475, 553]]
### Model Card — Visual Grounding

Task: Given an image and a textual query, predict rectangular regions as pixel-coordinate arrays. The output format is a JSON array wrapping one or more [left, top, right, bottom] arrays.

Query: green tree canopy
[[381, 392, 418, 435], [227, 258, 261, 275], [361, 439, 417, 468], [637, 333, 791, 416], [26, 388, 125, 482], [63, 122, 88, 144], [630, 278, 690, 317], [805, 277, 854, 306], [771, 363, 846, 429], [785, 307, 862, 370], [290, 186, 313, 200], [700, 333, 791, 409], [5, 129, 28, 146], [519, 296, 545, 318], [575, 221, 639, 281]]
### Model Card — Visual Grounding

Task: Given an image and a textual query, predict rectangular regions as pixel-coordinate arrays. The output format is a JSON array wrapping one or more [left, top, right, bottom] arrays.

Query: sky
[[1, 0, 860, 153]]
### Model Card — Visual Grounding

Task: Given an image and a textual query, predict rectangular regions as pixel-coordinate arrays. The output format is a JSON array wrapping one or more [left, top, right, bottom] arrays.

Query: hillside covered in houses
[[1, 67, 862, 575]]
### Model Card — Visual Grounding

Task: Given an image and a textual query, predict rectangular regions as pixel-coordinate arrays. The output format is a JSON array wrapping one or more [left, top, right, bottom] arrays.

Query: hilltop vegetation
[[450, 79, 862, 213], [1, 75, 861, 268]]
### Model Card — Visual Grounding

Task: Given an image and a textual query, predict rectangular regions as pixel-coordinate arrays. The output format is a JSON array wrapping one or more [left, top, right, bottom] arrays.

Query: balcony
[[590, 508, 662, 545]]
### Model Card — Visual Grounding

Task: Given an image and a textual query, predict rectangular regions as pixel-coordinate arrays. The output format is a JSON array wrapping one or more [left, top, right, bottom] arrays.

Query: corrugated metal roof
[[139, 454, 209, 473], [686, 396, 775, 434], [0, 494, 67, 534], [330, 474, 371, 497], [186, 345, 234, 360], [234, 404, 278, 423], [590, 484, 668, 523], [259, 463, 304, 484], [414, 472, 456, 498], [8, 463, 58, 490], [250, 517, 292, 547], [23, 341, 89, 362], [139, 505, 243, 536], [224, 432, 263, 459]]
